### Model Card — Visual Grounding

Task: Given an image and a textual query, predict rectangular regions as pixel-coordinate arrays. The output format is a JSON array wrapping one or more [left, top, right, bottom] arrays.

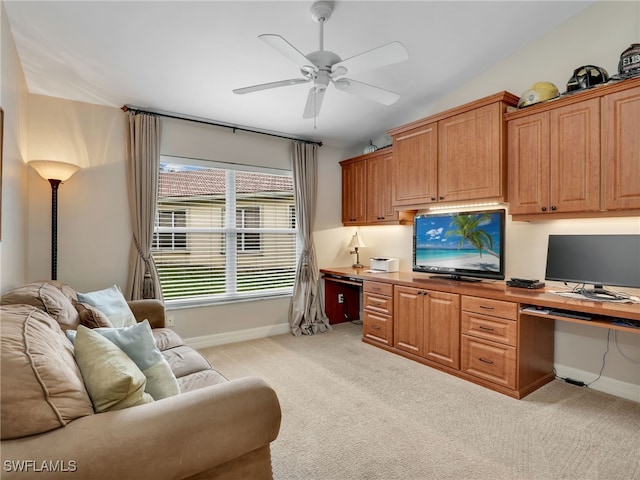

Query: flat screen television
[[545, 234, 640, 299], [413, 209, 505, 282]]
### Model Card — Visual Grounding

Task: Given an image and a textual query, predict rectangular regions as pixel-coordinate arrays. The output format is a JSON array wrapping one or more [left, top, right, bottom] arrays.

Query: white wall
[[10, 0, 640, 399], [0, 1, 29, 292]]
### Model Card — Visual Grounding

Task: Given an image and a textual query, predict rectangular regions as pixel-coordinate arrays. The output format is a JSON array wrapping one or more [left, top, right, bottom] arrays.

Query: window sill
[[164, 291, 293, 310]]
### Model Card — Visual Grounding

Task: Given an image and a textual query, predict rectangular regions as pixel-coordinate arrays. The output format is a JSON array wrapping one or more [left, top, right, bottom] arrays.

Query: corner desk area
[[320, 267, 640, 399]]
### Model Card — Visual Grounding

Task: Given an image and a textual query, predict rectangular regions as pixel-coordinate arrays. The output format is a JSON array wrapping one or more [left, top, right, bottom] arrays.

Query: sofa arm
[[128, 299, 166, 328], [1, 377, 281, 480]]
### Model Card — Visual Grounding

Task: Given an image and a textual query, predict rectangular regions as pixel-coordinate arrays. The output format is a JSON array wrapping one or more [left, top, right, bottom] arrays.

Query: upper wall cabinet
[[505, 77, 640, 220], [340, 147, 412, 226], [388, 92, 518, 209]]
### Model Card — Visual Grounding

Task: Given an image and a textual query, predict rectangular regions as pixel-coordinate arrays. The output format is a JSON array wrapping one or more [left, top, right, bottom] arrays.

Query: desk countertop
[[320, 266, 640, 324]]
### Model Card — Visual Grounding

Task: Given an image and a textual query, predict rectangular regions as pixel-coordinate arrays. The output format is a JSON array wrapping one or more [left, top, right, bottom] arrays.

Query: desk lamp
[[29, 160, 81, 280], [348, 232, 366, 268]]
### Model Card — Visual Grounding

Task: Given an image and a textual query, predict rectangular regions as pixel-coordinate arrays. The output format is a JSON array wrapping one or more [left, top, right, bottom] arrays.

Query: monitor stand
[[579, 284, 626, 301], [430, 274, 482, 283]]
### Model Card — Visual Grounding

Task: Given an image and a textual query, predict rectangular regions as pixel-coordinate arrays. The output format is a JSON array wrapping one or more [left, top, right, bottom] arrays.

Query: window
[[154, 210, 186, 250], [151, 158, 298, 305]]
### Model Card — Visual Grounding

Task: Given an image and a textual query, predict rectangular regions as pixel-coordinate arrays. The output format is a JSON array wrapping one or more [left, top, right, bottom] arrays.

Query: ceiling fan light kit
[[233, 1, 408, 119]]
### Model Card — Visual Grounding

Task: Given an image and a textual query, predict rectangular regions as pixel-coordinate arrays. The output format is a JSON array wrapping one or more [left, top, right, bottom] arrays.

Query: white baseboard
[[184, 322, 291, 350], [555, 364, 640, 403]]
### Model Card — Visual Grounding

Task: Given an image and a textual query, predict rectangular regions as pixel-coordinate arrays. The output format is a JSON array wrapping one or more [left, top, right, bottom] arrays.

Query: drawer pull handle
[[480, 305, 494, 310], [479, 357, 494, 365], [372, 325, 381, 330], [478, 325, 495, 332]]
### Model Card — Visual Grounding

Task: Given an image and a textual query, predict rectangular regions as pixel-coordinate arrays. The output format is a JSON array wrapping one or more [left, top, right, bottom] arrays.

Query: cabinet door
[[438, 103, 502, 202], [603, 85, 640, 210], [423, 290, 460, 369], [367, 150, 397, 223], [549, 99, 600, 213], [507, 112, 550, 214], [341, 159, 366, 225], [392, 123, 438, 206], [393, 286, 424, 356]]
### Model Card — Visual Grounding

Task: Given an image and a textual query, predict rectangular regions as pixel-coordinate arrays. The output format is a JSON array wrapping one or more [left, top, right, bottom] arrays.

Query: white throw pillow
[[76, 285, 136, 328]]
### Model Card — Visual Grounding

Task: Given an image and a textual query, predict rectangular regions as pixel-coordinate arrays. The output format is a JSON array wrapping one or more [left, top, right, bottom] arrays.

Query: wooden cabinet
[[389, 92, 517, 209], [438, 102, 505, 202], [602, 84, 640, 210], [363, 281, 393, 346], [393, 285, 460, 369], [461, 295, 554, 396], [508, 99, 600, 215], [506, 76, 640, 219], [340, 147, 407, 226], [366, 149, 396, 223], [340, 157, 366, 225], [391, 122, 438, 207]]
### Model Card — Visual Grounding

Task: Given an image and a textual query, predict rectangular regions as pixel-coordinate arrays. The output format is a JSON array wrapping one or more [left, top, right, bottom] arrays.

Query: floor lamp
[[29, 160, 81, 280]]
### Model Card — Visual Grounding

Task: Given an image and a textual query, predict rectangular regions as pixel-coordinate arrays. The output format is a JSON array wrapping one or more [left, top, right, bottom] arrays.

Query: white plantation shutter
[[152, 159, 297, 305]]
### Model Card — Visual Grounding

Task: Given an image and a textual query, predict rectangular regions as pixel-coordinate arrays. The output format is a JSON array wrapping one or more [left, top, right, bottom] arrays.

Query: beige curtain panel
[[288, 141, 329, 336], [125, 111, 163, 301]]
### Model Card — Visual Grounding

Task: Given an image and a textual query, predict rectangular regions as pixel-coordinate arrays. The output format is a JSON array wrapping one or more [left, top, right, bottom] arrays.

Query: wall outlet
[[166, 315, 175, 327], [338, 293, 344, 304]]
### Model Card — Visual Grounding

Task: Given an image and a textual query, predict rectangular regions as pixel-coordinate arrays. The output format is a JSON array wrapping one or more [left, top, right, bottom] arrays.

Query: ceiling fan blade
[[332, 41, 408, 77], [333, 78, 400, 105], [233, 77, 310, 95], [259, 34, 316, 72], [303, 86, 326, 119]]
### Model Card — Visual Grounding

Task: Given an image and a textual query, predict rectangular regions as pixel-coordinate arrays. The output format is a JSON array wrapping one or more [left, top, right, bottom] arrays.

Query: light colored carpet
[[200, 322, 640, 480]]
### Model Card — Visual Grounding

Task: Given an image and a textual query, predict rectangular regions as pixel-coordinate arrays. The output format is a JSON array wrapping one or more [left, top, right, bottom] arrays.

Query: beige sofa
[[0, 281, 281, 480]]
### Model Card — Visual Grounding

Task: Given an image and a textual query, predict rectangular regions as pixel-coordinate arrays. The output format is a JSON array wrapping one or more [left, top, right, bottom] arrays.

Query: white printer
[[369, 257, 399, 272]]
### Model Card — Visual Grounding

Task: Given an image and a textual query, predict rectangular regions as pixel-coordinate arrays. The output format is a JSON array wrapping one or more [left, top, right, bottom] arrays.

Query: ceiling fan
[[233, 1, 409, 119]]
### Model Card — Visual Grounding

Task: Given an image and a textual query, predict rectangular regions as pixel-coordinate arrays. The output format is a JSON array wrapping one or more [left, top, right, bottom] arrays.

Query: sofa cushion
[[152, 327, 185, 351], [1, 281, 80, 330], [162, 345, 214, 379], [0, 305, 94, 440], [67, 321, 180, 400], [74, 325, 154, 412], [76, 285, 136, 328], [76, 302, 114, 328]]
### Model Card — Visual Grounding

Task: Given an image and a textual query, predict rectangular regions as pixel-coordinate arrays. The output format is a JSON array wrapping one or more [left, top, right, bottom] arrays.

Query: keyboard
[[547, 309, 592, 321]]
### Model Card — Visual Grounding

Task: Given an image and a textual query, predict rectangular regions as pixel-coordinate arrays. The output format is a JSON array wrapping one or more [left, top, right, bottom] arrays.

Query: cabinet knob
[[439, 196, 444, 200], [541, 206, 547, 212], [551, 205, 557, 211], [430, 197, 436, 201]]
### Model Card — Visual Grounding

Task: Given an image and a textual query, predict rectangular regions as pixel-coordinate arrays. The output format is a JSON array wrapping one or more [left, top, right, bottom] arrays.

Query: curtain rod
[[121, 105, 322, 147]]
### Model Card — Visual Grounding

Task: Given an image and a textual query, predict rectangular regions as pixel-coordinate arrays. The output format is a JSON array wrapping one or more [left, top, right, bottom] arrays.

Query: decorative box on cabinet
[[362, 281, 393, 346], [505, 76, 640, 220], [388, 91, 518, 210]]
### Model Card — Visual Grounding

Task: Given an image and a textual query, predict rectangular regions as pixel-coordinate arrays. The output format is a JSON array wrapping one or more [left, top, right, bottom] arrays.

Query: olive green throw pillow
[[74, 326, 153, 413]]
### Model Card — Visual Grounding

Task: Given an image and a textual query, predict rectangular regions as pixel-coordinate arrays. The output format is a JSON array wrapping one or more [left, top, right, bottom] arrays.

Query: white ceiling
[[4, 1, 594, 149]]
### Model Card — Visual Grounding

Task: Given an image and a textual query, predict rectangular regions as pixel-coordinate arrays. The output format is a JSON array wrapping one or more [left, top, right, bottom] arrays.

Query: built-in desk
[[320, 267, 640, 398]]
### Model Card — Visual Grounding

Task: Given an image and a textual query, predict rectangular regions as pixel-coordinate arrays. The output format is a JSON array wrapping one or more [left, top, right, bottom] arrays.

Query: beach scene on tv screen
[[415, 213, 501, 272]]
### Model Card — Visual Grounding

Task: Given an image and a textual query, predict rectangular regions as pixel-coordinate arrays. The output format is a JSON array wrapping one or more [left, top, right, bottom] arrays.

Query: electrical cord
[[614, 330, 640, 364], [586, 329, 611, 387]]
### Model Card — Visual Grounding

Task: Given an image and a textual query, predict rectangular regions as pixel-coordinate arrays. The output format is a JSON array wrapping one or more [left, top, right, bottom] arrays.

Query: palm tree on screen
[[445, 214, 498, 258]]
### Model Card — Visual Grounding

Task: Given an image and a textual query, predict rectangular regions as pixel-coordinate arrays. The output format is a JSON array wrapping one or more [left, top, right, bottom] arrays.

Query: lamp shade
[[29, 160, 80, 181], [348, 232, 366, 249]]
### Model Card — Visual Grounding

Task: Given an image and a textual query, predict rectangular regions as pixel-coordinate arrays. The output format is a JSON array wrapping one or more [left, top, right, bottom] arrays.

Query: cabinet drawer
[[363, 281, 393, 297], [462, 296, 517, 320], [363, 292, 393, 315], [461, 335, 516, 389], [462, 312, 517, 346], [363, 310, 393, 346]]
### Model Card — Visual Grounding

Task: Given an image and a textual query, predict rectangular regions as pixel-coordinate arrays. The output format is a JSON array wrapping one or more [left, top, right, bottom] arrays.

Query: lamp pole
[[48, 179, 62, 280]]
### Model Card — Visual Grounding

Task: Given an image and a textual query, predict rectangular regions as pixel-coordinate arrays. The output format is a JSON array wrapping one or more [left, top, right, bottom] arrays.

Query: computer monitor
[[545, 234, 640, 300]]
